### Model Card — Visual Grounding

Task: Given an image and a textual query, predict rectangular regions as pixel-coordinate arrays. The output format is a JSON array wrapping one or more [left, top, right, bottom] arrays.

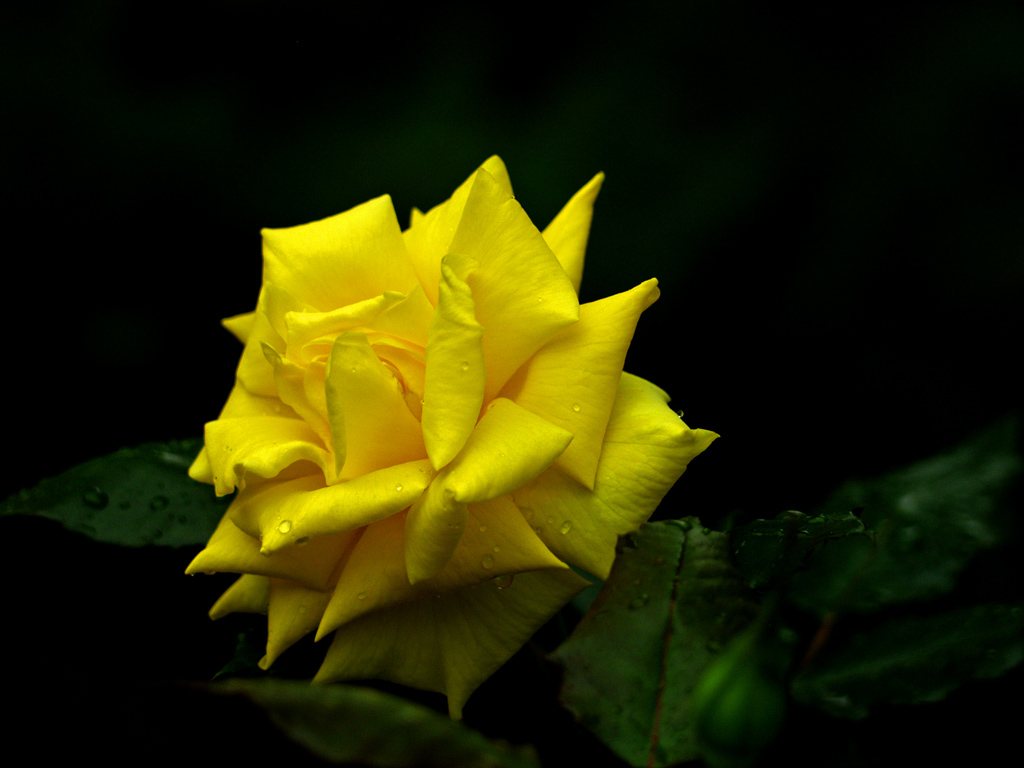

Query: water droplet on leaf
[[559, 521, 572, 535], [82, 488, 108, 509], [629, 593, 650, 609]]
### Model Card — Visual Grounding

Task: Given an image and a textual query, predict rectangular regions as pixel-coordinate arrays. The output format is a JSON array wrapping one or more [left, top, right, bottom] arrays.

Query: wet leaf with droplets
[[730, 509, 866, 590], [549, 519, 760, 768], [0, 438, 229, 547], [787, 416, 1021, 615]]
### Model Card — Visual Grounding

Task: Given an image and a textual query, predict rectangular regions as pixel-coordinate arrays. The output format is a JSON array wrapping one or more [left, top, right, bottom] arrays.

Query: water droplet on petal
[[357, 592, 367, 601], [149, 494, 169, 511], [82, 488, 108, 509], [559, 521, 573, 535], [493, 545, 501, 553], [478, 524, 488, 533], [496, 574, 515, 589], [395, 484, 403, 492], [481, 554, 494, 569], [547, 516, 555, 525], [460, 361, 469, 371], [277, 520, 292, 534], [572, 403, 581, 413]]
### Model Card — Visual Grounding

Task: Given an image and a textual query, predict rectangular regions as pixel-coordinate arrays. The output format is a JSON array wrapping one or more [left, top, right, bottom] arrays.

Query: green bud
[[691, 628, 787, 767]]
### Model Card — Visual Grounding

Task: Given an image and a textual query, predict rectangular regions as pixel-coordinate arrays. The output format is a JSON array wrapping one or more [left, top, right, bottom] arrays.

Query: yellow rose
[[186, 157, 717, 717]]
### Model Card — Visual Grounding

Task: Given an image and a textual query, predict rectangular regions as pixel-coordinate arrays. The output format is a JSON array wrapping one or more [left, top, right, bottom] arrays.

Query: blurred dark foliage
[[1, 1, 1021, 763]]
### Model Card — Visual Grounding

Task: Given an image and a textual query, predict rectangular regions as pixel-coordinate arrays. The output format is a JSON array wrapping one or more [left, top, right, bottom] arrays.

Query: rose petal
[[541, 172, 604, 295], [512, 372, 719, 579], [503, 279, 660, 489], [325, 333, 427, 480], [234, 459, 435, 554], [402, 156, 513, 306], [261, 195, 418, 321], [203, 415, 331, 496], [447, 169, 580, 401], [313, 566, 589, 719], [262, 343, 333, 450], [421, 256, 486, 470], [209, 574, 270, 620], [222, 310, 256, 344], [317, 495, 568, 638], [262, 577, 335, 669], [185, 512, 353, 591], [404, 398, 573, 583]]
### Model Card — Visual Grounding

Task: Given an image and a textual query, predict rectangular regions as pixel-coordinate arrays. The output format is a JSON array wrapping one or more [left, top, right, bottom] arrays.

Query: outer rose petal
[[314, 566, 590, 719], [209, 574, 270, 620], [222, 311, 256, 344], [185, 511, 354, 591], [263, 577, 336, 669], [448, 170, 580, 401], [421, 257, 486, 470], [402, 156, 514, 306], [504, 278, 661, 490], [231, 459, 435, 554], [317, 496, 569, 639], [404, 398, 573, 584], [261, 195, 418, 325], [203, 415, 331, 496], [512, 372, 719, 580], [541, 172, 604, 295]]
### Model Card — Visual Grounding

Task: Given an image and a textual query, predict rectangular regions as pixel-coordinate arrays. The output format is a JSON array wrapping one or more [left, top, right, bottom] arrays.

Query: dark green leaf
[[0, 438, 228, 547], [549, 519, 760, 768], [791, 602, 1024, 718], [204, 678, 541, 768], [789, 417, 1021, 614], [731, 509, 867, 589]]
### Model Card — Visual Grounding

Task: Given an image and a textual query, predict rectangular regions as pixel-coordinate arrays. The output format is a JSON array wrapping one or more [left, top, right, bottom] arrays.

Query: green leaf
[[791, 602, 1024, 718], [0, 438, 228, 547], [731, 509, 867, 589], [203, 678, 541, 768], [549, 519, 760, 768], [789, 417, 1021, 614]]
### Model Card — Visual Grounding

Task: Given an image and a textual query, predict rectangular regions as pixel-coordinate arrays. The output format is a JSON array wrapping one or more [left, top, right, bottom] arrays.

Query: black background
[[2, 1, 1021, 765]]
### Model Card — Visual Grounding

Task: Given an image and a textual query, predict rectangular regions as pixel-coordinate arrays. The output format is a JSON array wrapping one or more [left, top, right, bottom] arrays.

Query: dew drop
[[478, 524, 488, 533], [149, 494, 169, 511], [547, 516, 555, 525], [481, 554, 494, 569], [629, 593, 650, 609], [395, 484, 403, 492], [277, 520, 292, 534], [496, 574, 515, 589], [82, 488, 108, 509], [350, 365, 358, 373], [460, 361, 469, 371], [572, 403, 581, 413], [357, 591, 367, 601], [559, 521, 573, 535]]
